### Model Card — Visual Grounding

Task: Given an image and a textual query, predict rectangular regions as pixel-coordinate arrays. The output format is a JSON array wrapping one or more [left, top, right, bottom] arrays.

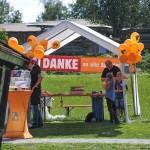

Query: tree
[[69, 0, 150, 37], [0, 0, 22, 23], [0, 27, 8, 43], [38, 0, 68, 21], [8, 10, 22, 23]]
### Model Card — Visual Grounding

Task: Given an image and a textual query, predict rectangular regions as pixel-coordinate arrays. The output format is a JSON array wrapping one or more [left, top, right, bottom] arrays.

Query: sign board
[[40, 55, 122, 73]]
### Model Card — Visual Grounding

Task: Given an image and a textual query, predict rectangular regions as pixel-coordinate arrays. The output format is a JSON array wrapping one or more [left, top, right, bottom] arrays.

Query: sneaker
[[109, 121, 114, 125], [115, 119, 120, 124], [28, 123, 32, 128], [29, 125, 38, 129], [37, 124, 43, 128]]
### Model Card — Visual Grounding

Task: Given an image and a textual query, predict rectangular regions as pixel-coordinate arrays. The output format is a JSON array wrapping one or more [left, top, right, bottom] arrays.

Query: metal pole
[[130, 72, 136, 115], [0, 65, 11, 150]]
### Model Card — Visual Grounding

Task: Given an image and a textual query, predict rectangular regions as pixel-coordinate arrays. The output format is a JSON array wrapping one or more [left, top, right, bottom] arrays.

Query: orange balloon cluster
[[25, 35, 48, 59], [118, 32, 144, 65], [8, 37, 24, 53]]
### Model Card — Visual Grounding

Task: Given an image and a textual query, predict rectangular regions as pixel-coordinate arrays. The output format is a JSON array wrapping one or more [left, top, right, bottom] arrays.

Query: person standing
[[104, 73, 120, 124], [28, 58, 43, 129], [101, 60, 120, 82], [115, 71, 128, 121]]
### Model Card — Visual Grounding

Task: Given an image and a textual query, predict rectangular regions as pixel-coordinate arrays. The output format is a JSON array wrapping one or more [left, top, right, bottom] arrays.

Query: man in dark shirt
[[101, 60, 120, 81], [29, 58, 43, 129]]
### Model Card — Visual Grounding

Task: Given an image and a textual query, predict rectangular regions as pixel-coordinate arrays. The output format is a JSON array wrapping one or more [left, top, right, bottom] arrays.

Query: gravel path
[[2, 138, 150, 144]]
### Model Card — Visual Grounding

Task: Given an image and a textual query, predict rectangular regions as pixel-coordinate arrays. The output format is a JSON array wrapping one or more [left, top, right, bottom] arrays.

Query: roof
[[0, 23, 41, 32], [0, 19, 112, 32], [23, 20, 119, 55]]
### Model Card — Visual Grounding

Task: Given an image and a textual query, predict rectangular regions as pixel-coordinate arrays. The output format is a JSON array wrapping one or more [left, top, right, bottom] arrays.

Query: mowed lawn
[[28, 73, 150, 139], [2, 73, 150, 150]]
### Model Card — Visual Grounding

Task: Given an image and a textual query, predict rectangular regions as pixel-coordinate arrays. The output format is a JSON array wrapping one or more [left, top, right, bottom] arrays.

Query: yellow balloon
[[27, 35, 36, 45], [119, 54, 128, 64], [130, 32, 140, 43], [34, 49, 44, 59]]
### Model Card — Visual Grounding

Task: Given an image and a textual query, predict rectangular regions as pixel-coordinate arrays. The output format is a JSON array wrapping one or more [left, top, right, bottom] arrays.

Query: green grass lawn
[[2, 73, 150, 150], [29, 73, 150, 139]]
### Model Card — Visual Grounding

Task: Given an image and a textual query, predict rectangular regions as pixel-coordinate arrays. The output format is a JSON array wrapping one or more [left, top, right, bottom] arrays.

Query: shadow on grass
[[29, 120, 122, 138]]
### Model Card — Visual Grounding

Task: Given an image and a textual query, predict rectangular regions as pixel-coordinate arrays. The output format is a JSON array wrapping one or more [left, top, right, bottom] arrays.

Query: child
[[104, 73, 120, 124], [115, 71, 128, 121]]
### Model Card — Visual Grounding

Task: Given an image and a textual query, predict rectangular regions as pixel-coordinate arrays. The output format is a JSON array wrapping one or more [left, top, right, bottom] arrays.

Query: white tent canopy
[[22, 20, 136, 123], [23, 20, 119, 55]]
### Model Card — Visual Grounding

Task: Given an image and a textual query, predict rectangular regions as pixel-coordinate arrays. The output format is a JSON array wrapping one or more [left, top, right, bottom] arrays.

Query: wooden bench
[[61, 104, 92, 117], [61, 102, 132, 117]]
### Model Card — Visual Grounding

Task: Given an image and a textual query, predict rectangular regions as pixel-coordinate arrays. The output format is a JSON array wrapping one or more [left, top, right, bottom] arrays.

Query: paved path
[[2, 138, 150, 144]]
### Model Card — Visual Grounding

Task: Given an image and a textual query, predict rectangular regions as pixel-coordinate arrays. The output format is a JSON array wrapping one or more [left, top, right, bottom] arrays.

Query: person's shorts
[[115, 98, 124, 109]]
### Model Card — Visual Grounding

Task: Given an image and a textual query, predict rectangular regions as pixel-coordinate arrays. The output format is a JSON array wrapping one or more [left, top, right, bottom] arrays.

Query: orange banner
[[80, 57, 120, 73]]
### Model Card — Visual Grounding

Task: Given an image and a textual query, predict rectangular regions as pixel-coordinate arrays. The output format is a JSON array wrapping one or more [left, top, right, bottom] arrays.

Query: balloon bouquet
[[7, 35, 61, 59], [118, 32, 144, 72]]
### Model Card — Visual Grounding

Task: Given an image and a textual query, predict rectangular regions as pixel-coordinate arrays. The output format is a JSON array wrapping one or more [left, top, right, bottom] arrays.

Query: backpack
[[85, 112, 96, 122]]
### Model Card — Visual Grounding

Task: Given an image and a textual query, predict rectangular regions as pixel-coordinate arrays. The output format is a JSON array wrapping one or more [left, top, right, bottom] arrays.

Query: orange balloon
[[27, 35, 36, 45], [25, 50, 34, 58], [127, 60, 133, 65], [124, 39, 133, 47], [39, 39, 48, 51], [130, 32, 140, 43], [31, 44, 38, 52], [119, 54, 128, 64], [15, 45, 24, 53], [51, 40, 60, 49], [129, 65, 136, 73], [34, 49, 44, 59], [134, 54, 142, 63], [138, 43, 144, 51], [8, 37, 18, 48], [129, 43, 139, 53], [118, 44, 129, 55], [34, 45, 44, 52], [128, 53, 137, 63], [102, 81, 107, 90]]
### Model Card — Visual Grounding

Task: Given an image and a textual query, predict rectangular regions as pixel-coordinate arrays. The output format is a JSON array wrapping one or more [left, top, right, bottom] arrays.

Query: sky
[[7, 0, 74, 23]]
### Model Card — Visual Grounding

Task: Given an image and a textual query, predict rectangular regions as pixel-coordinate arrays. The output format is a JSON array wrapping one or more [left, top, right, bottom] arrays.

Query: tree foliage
[[0, 0, 22, 24], [38, 0, 68, 21], [0, 27, 8, 43], [69, 0, 150, 37]]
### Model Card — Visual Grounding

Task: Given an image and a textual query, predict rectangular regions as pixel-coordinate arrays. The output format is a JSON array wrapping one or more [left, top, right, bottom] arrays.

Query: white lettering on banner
[[57, 59, 65, 69], [50, 59, 57, 69], [42, 57, 79, 70], [72, 59, 78, 69], [43, 58, 50, 68], [90, 62, 99, 67], [65, 59, 72, 69]]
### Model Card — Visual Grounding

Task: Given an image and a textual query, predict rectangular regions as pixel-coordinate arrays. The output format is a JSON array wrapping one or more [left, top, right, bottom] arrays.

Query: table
[[3, 90, 33, 139], [41, 92, 105, 119]]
